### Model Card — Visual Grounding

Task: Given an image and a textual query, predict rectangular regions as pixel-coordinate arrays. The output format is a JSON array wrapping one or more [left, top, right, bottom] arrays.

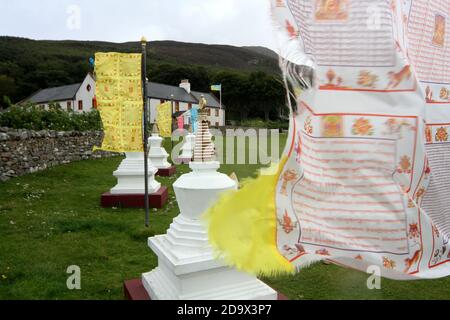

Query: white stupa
[[178, 125, 196, 164], [142, 108, 278, 300], [110, 152, 161, 195], [102, 127, 169, 208], [148, 124, 171, 170]]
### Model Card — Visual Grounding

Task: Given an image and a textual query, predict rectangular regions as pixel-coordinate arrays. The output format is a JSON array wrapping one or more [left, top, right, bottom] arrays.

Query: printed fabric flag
[[206, 0, 450, 280], [94, 52, 143, 152], [191, 107, 199, 133], [177, 115, 185, 130], [211, 84, 222, 92], [156, 101, 172, 138]]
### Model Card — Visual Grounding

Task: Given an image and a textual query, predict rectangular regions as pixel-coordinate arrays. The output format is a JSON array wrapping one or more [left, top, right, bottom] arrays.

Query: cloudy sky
[[0, 0, 276, 49]]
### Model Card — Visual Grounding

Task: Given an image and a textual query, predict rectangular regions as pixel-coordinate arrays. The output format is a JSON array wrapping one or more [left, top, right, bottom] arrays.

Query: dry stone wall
[[0, 127, 121, 182]]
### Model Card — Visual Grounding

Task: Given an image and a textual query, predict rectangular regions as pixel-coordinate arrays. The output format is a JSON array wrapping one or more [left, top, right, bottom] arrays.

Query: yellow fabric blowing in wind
[[156, 101, 173, 138], [94, 52, 143, 152], [204, 158, 295, 277]]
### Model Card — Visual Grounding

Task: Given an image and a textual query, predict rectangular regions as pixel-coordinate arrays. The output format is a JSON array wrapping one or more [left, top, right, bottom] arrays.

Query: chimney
[[179, 79, 191, 94]]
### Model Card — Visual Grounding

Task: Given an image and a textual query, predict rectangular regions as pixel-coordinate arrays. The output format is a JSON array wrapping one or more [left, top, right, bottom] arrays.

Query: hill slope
[[0, 37, 280, 102]]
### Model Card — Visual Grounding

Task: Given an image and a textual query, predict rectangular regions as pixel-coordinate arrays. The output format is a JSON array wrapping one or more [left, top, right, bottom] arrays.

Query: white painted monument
[[178, 127, 196, 164], [142, 106, 278, 300], [148, 130, 172, 170], [110, 152, 161, 195]]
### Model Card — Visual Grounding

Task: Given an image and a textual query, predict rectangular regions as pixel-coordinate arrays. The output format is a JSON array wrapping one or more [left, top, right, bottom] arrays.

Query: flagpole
[[170, 94, 174, 152], [141, 36, 150, 228], [220, 85, 223, 126]]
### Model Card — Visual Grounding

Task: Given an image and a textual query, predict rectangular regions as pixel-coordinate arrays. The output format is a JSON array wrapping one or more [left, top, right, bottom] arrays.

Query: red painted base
[[101, 186, 168, 209], [124, 279, 288, 301], [156, 166, 177, 177], [124, 279, 150, 301]]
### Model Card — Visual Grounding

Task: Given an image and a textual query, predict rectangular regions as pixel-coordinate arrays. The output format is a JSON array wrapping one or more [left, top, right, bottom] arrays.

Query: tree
[[264, 76, 286, 120], [0, 75, 17, 102], [248, 72, 285, 121], [212, 71, 252, 120], [149, 64, 211, 92], [1, 96, 12, 110]]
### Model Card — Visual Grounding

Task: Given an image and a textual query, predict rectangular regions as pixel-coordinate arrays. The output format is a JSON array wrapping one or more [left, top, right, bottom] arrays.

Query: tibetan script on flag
[[94, 52, 143, 152], [156, 101, 173, 138]]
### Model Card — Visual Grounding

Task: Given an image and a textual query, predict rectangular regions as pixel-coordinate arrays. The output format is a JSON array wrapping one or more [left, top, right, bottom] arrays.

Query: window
[[216, 122, 219, 127], [188, 103, 192, 110], [207, 108, 211, 116], [86, 84, 92, 92], [92, 97, 97, 109], [78, 100, 83, 111], [67, 101, 72, 111], [175, 102, 180, 112], [215, 109, 219, 117]]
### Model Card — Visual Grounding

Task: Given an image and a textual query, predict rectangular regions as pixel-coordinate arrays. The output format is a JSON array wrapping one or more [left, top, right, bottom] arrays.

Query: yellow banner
[[156, 101, 172, 138], [94, 52, 143, 152]]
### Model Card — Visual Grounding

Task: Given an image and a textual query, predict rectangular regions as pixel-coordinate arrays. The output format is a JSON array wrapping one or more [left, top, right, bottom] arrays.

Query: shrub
[[239, 118, 289, 131], [0, 104, 102, 131], [1, 96, 12, 110]]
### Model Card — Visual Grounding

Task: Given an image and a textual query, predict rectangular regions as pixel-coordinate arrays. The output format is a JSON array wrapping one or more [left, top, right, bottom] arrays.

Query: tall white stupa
[[101, 125, 169, 208], [178, 125, 196, 164], [110, 152, 161, 195], [148, 124, 176, 177], [140, 105, 278, 300]]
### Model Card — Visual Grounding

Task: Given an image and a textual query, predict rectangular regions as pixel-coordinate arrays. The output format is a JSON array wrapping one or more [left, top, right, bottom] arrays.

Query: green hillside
[[0, 37, 280, 104]]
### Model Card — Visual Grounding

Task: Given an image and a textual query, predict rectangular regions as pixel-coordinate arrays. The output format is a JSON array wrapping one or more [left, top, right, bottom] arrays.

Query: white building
[[24, 76, 226, 126], [148, 79, 226, 127], [25, 73, 96, 113]]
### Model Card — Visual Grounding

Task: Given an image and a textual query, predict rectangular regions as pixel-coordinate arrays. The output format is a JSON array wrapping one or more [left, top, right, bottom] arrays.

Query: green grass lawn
[[0, 137, 450, 300]]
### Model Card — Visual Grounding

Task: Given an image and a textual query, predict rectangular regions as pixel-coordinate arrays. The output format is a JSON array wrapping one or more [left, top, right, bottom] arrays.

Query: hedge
[[0, 104, 102, 131]]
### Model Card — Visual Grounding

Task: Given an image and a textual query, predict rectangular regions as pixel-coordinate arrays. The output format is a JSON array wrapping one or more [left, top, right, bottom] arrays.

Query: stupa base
[[101, 186, 168, 209], [155, 166, 177, 177], [123, 279, 288, 301]]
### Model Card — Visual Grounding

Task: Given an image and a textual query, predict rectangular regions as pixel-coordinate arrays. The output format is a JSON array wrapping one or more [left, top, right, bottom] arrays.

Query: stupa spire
[[152, 123, 159, 135], [193, 95, 215, 163]]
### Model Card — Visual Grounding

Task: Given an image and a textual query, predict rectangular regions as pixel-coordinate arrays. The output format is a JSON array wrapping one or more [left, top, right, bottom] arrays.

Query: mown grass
[[0, 136, 449, 300]]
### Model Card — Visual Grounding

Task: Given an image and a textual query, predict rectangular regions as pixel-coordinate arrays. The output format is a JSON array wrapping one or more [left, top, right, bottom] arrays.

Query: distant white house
[[148, 79, 226, 127], [24, 73, 96, 113]]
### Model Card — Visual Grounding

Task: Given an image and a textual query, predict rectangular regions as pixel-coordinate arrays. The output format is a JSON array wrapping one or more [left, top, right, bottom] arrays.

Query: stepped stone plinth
[[101, 152, 168, 209], [148, 133, 176, 177], [178, 130, 196, 165]]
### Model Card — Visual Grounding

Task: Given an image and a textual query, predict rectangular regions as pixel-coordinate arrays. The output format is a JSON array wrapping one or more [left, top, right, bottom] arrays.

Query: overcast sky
[[0, 0, 276, 49]]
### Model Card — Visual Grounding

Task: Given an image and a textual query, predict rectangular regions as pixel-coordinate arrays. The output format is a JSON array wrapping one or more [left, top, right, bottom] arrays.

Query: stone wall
[[0, 128, 121, 182]]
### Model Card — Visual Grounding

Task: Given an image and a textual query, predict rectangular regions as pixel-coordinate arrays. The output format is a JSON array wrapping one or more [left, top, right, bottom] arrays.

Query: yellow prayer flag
[[94, 52, 143, 152], [156, 102, 172, 138]]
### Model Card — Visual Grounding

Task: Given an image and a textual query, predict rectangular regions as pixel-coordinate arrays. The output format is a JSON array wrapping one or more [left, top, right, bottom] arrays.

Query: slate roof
[[147, 82, 224, 109], [26, 78, 224, 110], [27, 83, 81, 104], [147, 82, 198, 104]]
